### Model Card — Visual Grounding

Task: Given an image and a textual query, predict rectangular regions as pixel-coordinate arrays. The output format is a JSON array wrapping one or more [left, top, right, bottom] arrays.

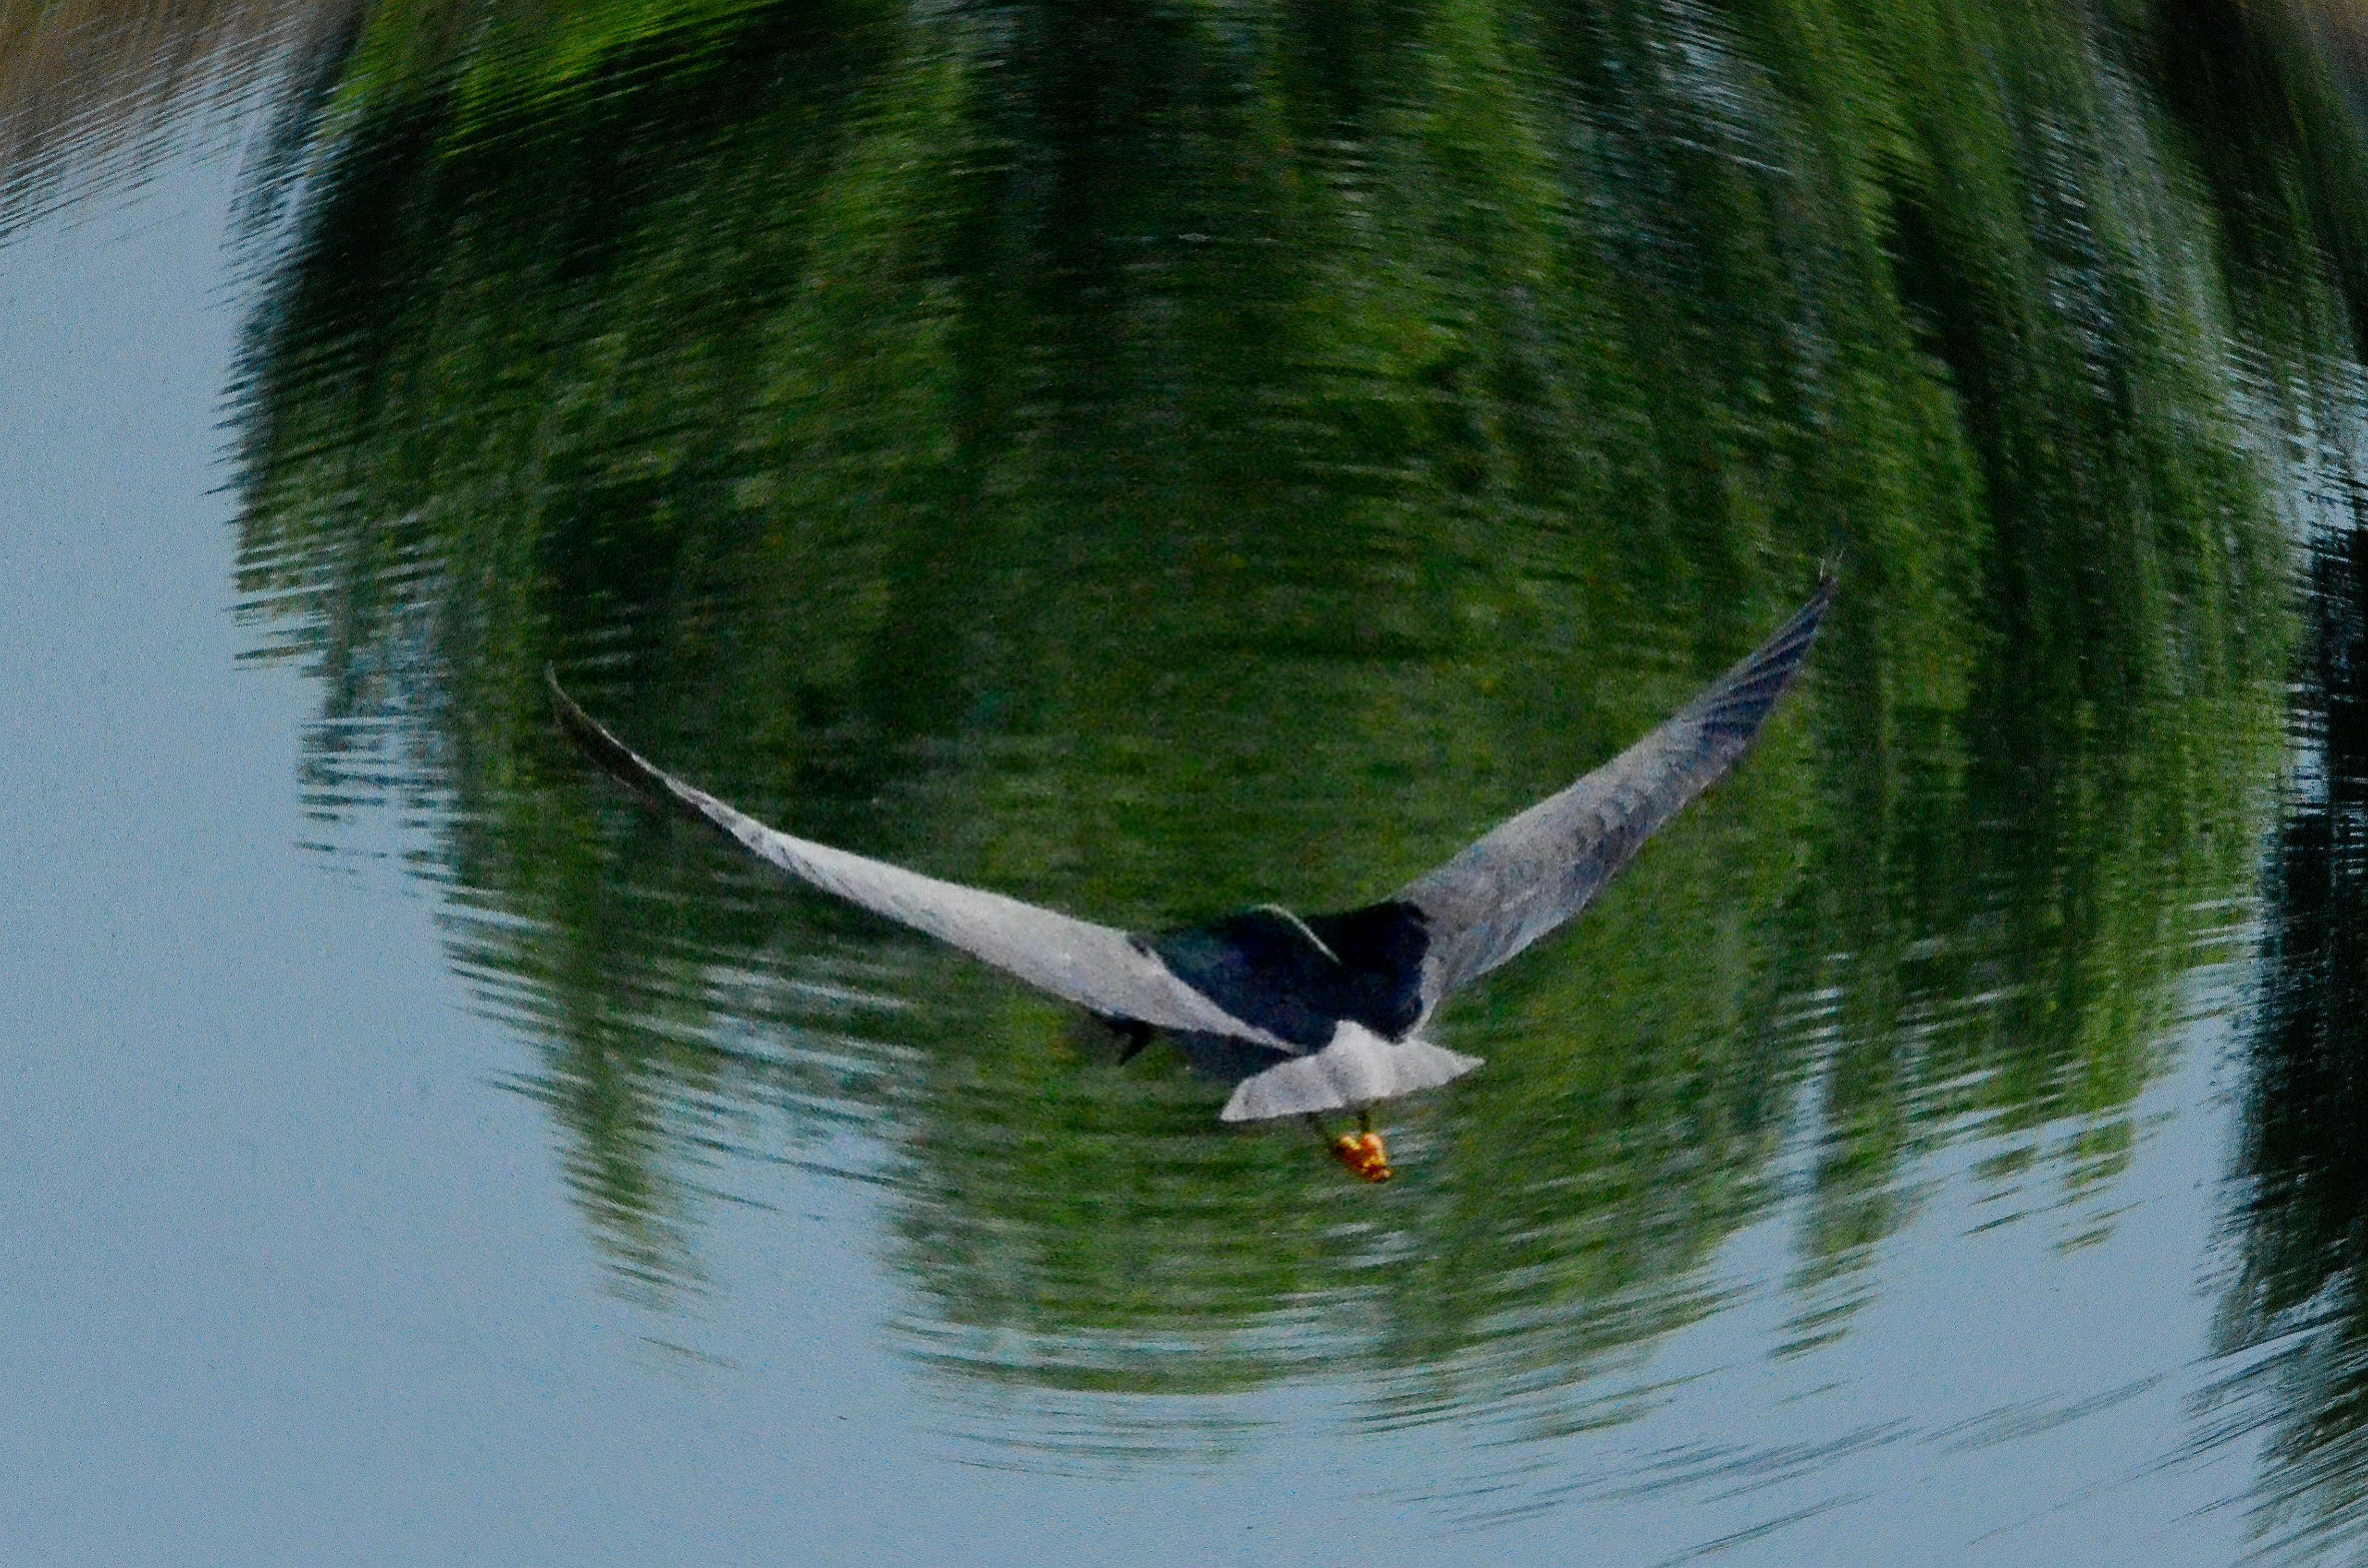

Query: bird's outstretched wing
[[548, 672, 1293, 1049], [1396, 574, 1835, 1012]]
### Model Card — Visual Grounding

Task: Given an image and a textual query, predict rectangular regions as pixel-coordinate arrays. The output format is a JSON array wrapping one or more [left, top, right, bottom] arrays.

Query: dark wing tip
[[1672, 575, 1836, 757], [547, 665, 682, 810]]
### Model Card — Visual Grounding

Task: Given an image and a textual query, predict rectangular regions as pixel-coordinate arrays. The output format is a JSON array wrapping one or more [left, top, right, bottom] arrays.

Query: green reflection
[[2208, 524, 2368, 1563], [2157, 6, 2368, 1552], [232, 0, 2310, 1425]]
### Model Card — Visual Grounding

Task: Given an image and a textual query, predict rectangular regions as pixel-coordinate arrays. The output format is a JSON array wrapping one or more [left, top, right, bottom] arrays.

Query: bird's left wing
[[550, 673, 1292, 1049], [1395, 574, 1834, 1013]]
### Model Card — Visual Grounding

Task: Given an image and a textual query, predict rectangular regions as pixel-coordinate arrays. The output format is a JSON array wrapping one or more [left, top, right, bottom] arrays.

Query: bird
[[550, 572, 1834, 1182]]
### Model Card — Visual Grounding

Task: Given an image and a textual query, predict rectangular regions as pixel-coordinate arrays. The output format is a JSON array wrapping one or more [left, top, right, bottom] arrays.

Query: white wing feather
[[550, 674, 1290, 1049]]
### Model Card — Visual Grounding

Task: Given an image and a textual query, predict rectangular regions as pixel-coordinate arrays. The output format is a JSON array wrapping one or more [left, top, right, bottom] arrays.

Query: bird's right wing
[[550, 673, 1292, 1049], [1396, 575, 1834, 1011]]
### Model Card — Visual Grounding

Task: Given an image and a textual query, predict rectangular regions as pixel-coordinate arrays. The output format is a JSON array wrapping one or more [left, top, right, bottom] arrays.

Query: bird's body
[[551, 574, 1835, 1178], [1141, 901, 1474, 1123]]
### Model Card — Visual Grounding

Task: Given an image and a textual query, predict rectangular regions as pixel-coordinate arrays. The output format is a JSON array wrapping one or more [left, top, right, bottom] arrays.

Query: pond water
[[15, 1, 2368, 1562]]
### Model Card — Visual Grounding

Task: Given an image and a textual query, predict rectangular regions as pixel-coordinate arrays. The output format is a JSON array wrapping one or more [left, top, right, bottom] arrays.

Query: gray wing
[[549, 673, 1292, 1049], [1397, 574, 1834, 1011]]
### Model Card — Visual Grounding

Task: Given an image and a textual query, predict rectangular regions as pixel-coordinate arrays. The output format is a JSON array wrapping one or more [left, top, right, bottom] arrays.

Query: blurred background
[[11, 0, 2368, 1560]]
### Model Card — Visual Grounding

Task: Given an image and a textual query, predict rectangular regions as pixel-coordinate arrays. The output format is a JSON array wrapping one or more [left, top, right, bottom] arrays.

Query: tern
[[551, 573, 1833, 1181]]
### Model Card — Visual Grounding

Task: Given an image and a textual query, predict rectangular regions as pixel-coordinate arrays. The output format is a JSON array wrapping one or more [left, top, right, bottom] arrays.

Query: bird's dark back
[[1150, 901, 1430, 1049]]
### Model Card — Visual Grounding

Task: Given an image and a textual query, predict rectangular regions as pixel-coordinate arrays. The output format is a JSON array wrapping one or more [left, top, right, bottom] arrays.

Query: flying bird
[[551, 573, 1834, 1181]]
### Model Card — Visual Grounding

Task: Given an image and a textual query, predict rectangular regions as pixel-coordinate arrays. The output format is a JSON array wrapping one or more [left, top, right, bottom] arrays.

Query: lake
[[11, 0, 2368, 1561]]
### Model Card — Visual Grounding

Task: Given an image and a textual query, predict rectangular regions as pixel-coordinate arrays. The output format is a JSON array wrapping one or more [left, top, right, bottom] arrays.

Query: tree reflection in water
[[221, 0, 2368, 1458], [2208, 499, 2368, 1558]]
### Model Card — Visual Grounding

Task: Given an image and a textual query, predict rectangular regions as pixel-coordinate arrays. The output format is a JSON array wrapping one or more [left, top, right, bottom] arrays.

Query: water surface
[[15, 0, 2368, 1561]]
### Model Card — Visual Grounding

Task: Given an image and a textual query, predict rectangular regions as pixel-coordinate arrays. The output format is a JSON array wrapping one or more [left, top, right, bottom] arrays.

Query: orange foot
[[1329, 1131, 1394, 1182]]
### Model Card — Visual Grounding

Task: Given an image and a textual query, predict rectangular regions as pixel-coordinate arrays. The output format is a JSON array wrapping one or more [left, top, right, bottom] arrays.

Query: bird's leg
[[1325, 1106, 1393, 1183]]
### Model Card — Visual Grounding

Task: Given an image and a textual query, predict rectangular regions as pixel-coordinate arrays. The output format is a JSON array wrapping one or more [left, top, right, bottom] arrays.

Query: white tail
[[1219, 1025, 1482, 1122]]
